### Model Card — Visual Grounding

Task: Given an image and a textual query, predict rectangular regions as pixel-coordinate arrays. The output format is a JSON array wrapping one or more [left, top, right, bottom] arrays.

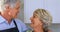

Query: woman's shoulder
[[14, 18, 25, 25]]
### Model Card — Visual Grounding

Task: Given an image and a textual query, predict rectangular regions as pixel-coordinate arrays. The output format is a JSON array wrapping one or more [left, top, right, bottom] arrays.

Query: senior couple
[[0, 0, 52, 32]]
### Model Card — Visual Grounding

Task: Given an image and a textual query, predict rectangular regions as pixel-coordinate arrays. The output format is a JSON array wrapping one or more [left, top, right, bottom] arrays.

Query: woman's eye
[[33, 16, 35, 18]]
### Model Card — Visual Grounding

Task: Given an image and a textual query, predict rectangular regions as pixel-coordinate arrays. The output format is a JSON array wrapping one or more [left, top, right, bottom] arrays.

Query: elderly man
[[0, 0, 28, 32]]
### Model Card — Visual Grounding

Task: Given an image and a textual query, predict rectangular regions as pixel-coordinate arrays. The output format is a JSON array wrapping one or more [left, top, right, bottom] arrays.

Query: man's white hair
[[0, 0, 20, 13], [0, 0, 5, 12]]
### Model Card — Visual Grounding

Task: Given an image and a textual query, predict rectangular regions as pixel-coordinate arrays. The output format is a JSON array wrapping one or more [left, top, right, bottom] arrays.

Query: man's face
[[4, 4, 20, 18], [1, 0, 20, 19], [9, 8, 20, 18], [8, 2, 20, 18], [5, 3, 20, 18]]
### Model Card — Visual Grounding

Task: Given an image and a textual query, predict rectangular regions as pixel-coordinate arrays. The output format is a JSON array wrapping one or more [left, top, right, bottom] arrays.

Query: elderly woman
[[30, 9, 52, 32]]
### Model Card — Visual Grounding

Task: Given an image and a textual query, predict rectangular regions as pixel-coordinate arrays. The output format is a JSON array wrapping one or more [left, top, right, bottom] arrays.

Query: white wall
[[24, 0, 42, 23], [24, 0, 60, 23], [43, 0, 60, 23]]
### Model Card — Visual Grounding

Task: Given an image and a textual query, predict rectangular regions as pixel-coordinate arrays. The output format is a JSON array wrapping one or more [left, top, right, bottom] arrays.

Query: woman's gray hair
[[33, 9, 52, 31]]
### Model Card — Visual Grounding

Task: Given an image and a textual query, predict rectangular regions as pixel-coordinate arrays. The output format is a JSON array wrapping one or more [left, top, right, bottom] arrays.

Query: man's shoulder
[[14, 18, 28, 31], [14, 18, 24, 24]]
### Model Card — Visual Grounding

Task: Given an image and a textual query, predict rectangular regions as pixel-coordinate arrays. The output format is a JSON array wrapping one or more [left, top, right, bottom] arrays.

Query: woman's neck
[[34, 24, 44, 32]]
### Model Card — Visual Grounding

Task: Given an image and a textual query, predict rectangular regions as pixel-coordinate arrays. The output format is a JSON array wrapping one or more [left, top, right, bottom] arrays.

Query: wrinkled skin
[[9, 1, 20, 18], [4, 1, 20, 18], [1, 1, 20, 23]]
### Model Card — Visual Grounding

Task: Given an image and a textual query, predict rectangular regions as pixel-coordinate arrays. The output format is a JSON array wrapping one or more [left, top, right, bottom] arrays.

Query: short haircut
[[0, 0, 20, 13], [33, 9, 52, 31]]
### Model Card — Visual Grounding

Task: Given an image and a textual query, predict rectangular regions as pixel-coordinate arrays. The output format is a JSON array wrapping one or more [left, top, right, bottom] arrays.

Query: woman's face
[[30, 14, 37, 24], [30, 14, 43, 27]]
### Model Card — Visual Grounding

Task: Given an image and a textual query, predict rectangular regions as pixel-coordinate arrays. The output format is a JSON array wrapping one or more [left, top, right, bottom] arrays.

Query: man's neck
[[1, 13, 12, 24]]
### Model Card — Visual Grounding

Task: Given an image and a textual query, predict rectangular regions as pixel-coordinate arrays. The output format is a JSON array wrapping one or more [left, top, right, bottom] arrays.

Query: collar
[[0, 15, 14, 24], [0, 15, 7, 23]]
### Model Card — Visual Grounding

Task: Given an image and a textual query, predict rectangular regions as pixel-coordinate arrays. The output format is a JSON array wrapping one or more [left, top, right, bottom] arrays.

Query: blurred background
[[17, 0, 24, 21]]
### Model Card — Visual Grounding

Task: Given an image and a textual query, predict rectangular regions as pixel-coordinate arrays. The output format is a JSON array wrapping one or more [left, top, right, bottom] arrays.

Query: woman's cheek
[[33, 19, 37, 26], [34, 18, 40, 26]]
